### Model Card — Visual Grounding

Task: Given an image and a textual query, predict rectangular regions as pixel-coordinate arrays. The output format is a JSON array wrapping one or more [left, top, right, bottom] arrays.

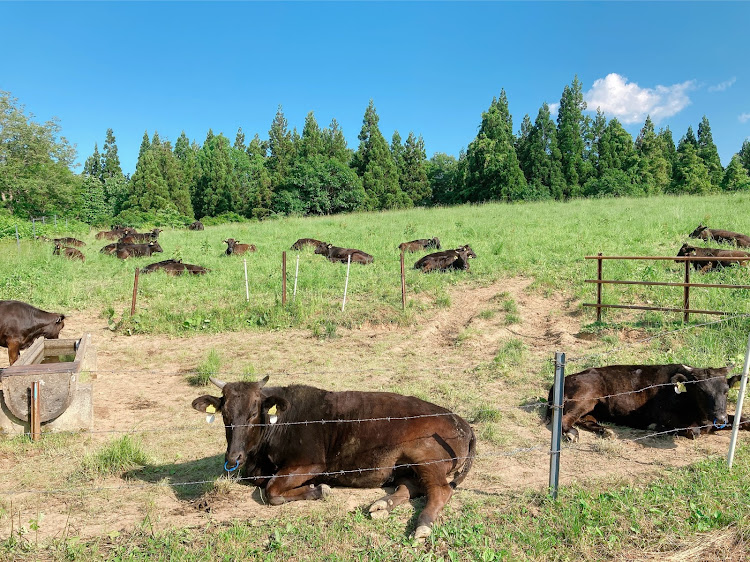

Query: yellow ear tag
[[205, 405, 216, 414], [675, 382, 687, 394]]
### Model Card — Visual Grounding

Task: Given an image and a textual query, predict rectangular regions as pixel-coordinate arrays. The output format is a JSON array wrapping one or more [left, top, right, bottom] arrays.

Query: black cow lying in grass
[[291, 238, 325, 250], [677, 244, 750, 272], [414, 245, 476, 272], [314, 243, 374, 264], [192, 376, 475, 539], [116, 241, 163, 259], [141, 259, 209, 275], [546, 364, 748, 441], [53, 244, 85, 262], [399, 238, 441, 253], [690, 225, 750, 247]]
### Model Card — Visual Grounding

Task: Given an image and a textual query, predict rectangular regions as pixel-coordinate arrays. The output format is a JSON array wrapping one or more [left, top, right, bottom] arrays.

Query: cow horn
[[680, 364, 694, 372], [209, 377, 226, 389]]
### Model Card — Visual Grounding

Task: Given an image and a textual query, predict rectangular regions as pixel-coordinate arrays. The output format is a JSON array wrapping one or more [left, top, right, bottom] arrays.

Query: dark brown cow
[[53, 244, 85, 262], [53, 237, 86, 247], [399, 238, 441, 253], [122, 228, 162, 243], [546, 364, 748, 442], [414, 245, 476, 272], [677, 244, 750, 272], [192, 377, 475, 539], [314, 243, 374, 264], [95, 226, 135, 240], [115, 241, 163, 259], [188, 221, 205, 231], [0, 300, 65, 365], [690, 225, 750, 247], [224, 239, 256, 256], [141, 259, 183, 274], [141, 259, 209, 275], [291, 238, 325, 250]]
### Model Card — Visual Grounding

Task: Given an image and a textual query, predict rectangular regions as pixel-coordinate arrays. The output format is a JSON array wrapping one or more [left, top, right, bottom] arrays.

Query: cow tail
[[450, 429, 476, 490]]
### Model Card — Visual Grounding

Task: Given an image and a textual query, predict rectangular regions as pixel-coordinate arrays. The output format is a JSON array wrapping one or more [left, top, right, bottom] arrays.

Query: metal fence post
[[596, 253, 603, 322], [549, 351, 565, 499], [15, 225, 20, 251], [728, 332, 750, 468]]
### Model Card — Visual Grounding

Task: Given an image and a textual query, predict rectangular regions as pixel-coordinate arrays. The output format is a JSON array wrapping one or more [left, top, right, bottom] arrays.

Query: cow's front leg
[[264, 465, 330, 505], [7, 339, 21, 365]]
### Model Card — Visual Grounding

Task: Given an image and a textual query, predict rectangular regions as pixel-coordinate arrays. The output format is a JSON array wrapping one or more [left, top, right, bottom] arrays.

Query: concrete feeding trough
[[0, 334, 95, 435]]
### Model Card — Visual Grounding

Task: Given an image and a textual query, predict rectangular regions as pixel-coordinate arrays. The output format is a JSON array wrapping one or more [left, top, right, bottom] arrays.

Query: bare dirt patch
[[0, 277, 743, 541]]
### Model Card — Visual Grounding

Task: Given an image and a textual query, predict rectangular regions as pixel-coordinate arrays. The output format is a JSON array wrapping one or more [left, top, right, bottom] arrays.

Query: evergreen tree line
[[3, 81, 750, 225]]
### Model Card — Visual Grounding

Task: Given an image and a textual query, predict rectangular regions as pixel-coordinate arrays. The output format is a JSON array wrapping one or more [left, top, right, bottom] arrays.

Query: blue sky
[[1, 2, 748, 176]]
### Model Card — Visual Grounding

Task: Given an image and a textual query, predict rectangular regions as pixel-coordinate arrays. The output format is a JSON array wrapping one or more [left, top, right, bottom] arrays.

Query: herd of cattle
[[677, 224, 750, 273], [2, 221, 749, 538]]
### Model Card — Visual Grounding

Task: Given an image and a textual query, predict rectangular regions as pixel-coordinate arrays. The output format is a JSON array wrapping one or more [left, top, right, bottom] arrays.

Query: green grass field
[[2, 193, 750, 560]]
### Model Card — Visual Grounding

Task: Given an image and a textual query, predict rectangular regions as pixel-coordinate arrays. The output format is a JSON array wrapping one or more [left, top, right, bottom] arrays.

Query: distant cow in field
[[53, 244, 85, 262], [690, 225, 750, 248], [0, 300, 65, 365], [53, 237, 85, 247], [224, 239, 256, 256], [545, 363, 748, 441], [141, 259, 209, 276], [121, 228, 162, 243], [677, 244, 750, 272], [414, 245, 476, 272], [96, 226, 135, 240], [189, 221, 205, 231], [291, 238, 325, 250], [314, 243, 374, 264], [115, 241, 163, 259], [192, 376, 475, 539], [399, 238, 441, 253]]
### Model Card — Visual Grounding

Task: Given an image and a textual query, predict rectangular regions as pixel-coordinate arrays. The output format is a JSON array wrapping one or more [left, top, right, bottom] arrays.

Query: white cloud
[[548, 102, 559, 116], [583, 73, 694, 124], [740, 113, 750, 123], [709, 77, 736, 92]]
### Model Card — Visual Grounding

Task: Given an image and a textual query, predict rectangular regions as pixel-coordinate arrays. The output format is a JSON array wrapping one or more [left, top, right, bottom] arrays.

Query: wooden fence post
[[596, 253, 603, 322], [131, 268, 140, 316], [683, 259, 691, 323]]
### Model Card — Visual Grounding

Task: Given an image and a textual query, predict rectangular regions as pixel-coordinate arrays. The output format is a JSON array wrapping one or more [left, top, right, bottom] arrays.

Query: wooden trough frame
[[584, 254, 750, 322], [0, 334, 95, 437]]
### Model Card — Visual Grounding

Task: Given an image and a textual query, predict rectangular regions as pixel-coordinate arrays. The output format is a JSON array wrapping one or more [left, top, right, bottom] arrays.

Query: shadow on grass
[[123, 454, 252, 501]]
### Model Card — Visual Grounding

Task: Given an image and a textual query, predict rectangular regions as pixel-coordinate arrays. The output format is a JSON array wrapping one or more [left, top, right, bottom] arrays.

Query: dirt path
[[0, 277, 742, 541]]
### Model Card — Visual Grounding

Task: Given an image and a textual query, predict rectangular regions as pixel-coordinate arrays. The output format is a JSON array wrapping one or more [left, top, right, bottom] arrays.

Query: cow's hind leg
[[264, 465, 330, 505], [368, 478, 422, 520], [7, 339, 21, 365], [576, 415, 616, 439], [411, 466, 454, 540]]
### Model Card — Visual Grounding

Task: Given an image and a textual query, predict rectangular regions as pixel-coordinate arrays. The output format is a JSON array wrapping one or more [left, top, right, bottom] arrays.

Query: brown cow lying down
[[141, 259, 209, 275], [188, 221, 204, 231], [399, 238, 441, 253], [53, 244, 85, 262], [121, 228, 162, 243], [224, 238, 256, 256], [414, 245, 476, 272], [96, 226, 135, 240], [546, 364, 748, 442], [53, 237, 86, 247], [315, 243, 373, 264], [677, 244, 750, 272], [193, 377, 475, 539], [291, 238, 325, 250], [690, 224, 750, 247], [116, 241, 163, 259], [0, 300, 65, 365]]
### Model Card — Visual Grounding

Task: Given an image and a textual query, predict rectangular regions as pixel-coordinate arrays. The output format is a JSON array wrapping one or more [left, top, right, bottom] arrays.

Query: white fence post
[[243, 259, 249, 302], [342, 254, 351, 311], [728, 332, 750, 468], [293, 254, 300, 301]]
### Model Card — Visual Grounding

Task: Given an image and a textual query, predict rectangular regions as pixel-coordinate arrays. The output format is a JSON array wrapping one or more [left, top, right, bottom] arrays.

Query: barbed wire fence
[[0, 308, 748, 504]]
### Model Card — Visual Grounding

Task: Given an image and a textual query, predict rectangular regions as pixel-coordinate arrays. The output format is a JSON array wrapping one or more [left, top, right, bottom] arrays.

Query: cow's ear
[[258, 375, 270, 388], [56, 315, 65, 324], [192, 395, 222, 413], [263, 395, 289, 413], [671, 373, 688, 385], [728, 375, 742, 388]]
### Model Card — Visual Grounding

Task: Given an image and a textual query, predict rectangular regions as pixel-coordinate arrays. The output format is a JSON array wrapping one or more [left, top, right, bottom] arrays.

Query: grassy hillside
[[3, 192, 750, 338]]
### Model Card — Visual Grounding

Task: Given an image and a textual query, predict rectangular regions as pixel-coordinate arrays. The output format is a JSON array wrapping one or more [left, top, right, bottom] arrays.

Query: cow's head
[[148, 241, 164, 253], [53, 243, 62, 255], [192, 376, 288, 472], [43, 314, 65, 339], [458, 245, 477, 259], [432, 237, 441, 249], [689, 225, 708, 239], [314, 242, 330, 256], [224, 239, 237, 254], [671, 365, 740, 427]]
